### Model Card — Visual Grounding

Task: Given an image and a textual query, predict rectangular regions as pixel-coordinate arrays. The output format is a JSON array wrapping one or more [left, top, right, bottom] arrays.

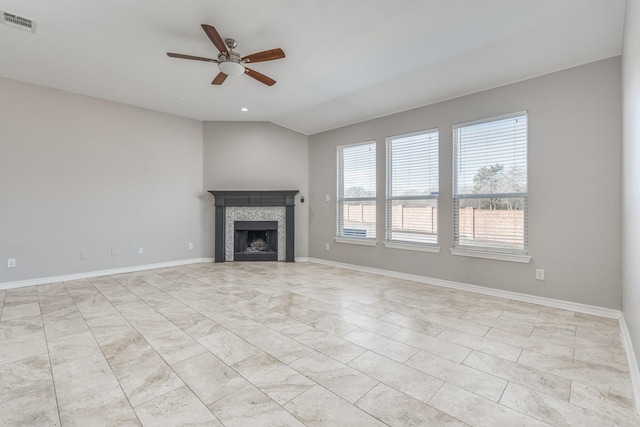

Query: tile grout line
[[64, 277, 147, 425], [35, 286, 62, 427], [99, 274, 226, 423], [118, 270, 318, 421]]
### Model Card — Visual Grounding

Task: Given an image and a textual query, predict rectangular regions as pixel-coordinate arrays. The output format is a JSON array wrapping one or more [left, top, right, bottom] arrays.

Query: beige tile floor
[[0, 261, 638, 426]]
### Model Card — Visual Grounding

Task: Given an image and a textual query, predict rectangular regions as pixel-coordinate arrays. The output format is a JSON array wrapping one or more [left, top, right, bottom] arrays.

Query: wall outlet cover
[[7, 258, 16, 268]]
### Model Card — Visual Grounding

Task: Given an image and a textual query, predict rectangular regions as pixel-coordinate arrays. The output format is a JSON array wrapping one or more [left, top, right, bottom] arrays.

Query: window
[[386, 129, 439, 248], [453, 112, 528, 256], [337, 141, 376, 242]]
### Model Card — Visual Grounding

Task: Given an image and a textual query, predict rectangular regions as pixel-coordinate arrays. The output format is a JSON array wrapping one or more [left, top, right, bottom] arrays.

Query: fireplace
[[234, 221, 278, 261], [209, 190, 299, 262]]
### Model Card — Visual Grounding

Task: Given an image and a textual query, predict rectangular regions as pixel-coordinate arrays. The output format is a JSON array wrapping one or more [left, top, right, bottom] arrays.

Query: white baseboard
[[0, 257, 215, 291], [620, 314, 640, 415], [301, 257, 640, 415], [304, 257, 620, 318]]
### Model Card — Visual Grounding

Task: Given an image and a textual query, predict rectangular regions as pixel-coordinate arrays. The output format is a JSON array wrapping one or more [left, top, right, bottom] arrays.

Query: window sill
[[450, 248, 531, 263], [384, 241, 440, 253], [335, 237, 377, 247]]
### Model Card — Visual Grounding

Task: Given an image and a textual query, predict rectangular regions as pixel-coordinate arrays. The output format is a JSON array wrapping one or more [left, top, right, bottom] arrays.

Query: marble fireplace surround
[[209, 190, 299, 262]]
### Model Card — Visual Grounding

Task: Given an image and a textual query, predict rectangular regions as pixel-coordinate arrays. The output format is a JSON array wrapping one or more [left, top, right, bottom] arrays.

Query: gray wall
[[308, 57, 622, 309], [0, 77, 204, 283], [202, 122, 309, 259], [623, 0, 640, 371]]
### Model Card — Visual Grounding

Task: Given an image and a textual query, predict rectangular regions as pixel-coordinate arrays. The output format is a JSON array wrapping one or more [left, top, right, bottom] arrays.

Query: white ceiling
[[0, 0, 626, 135]]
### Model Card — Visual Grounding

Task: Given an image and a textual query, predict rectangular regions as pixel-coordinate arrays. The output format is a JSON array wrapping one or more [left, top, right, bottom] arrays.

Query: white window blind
[[386, 129, 439, 245], [453, 112, 528, 253], [337, 141, 376, 240]]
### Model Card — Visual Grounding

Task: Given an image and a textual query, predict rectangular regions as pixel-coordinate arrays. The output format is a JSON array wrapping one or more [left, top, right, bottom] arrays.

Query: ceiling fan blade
[[167, 53, 217, 63], [201, 24, 228, 55], [242, 48, 285, 63], [245, 67, 276, 86], [212, 72, 228, 85]]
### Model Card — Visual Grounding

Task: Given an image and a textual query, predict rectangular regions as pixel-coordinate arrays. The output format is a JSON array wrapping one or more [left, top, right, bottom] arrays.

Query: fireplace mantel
[[209, 190, 298, 207], [209, 190, 299, 262]]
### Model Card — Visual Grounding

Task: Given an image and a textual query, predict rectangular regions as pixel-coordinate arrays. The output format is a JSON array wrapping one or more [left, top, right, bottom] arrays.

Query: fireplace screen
[[233, 221, 278, 261]]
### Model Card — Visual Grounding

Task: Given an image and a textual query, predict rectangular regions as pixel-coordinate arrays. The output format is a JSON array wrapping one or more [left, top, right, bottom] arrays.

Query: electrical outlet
[[536, 269, 545, 281], [188, 242, 194, 250], [81, 251, 87, 260], [138, 247, 144, 255], [325, 243, 330, 251], [325, 194, 330, 202], [7, 258, 16, 268]]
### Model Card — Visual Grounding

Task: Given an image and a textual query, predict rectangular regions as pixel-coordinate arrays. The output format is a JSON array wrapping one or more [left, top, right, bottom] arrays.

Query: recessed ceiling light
[[240, 107, 249, 112]]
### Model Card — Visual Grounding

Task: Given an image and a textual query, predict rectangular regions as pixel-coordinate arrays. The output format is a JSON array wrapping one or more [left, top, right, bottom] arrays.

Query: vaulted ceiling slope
[[0, 0, 625, 135]]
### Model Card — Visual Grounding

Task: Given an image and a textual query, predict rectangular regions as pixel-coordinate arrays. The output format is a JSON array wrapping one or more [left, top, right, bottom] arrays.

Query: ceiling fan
[[167, 24, 285, 86]]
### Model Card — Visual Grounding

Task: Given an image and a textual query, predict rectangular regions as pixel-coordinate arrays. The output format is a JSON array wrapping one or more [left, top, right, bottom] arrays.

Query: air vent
[[1, 11, 36, 33]]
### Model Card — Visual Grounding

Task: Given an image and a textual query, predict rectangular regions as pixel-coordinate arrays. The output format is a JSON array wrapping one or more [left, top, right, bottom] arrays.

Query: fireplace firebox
[[234, 221, 278, 261]]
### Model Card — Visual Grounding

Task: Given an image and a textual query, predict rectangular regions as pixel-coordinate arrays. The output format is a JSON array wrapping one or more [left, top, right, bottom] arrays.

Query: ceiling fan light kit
[[218, 47, 245, 76], [167, 25, 284, 86], [218, 61, 245, 76]]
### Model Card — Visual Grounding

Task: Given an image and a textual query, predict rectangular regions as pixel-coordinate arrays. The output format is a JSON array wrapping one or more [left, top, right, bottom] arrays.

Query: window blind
[[337, 141, 376, 239], [453, 112, 528, 253], [386, 130, 439, 245]]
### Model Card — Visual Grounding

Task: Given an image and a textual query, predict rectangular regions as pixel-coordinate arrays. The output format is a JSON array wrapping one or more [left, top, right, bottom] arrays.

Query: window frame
[[385, 129, 440, 252], [336, 140, 377, 245], [452, 111, 530, 262]]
